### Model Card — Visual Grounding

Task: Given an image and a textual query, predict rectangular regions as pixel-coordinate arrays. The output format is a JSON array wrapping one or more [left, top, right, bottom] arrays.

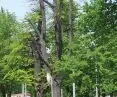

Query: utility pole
[[22, 83, 27, 97], [5, 94, 7, 97], [22, 84, 24, 94], [61, 88, 63, 97], [96, 64, 100, 97], [96, 66, 98, 97], [73, 82, 76, 97], [73, 71, 76, 97]]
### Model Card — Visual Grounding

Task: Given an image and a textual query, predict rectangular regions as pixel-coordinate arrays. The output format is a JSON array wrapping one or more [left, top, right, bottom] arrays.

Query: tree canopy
[[0, 0, 117, 97]]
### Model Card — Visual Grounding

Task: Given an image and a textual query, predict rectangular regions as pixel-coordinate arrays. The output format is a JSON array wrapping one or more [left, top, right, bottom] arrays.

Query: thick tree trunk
[[53, 0, 62, 60], [102, 93, 106, 97], [51, 0, 63, 97], [1, 87, 6, 97], [33, 38, 42, 97], [51, 77, 61, 97], [33, 0, 47, 97], [8, 92, 11, 97], [36, 86, 44, 97], [31, 0, 62, 97], [2, 92, 5, 97], [55, 21, 62, 59]]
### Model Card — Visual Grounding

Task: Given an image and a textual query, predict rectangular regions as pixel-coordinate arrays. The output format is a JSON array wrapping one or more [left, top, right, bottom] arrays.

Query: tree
[[0, 8, 33, 97], [78, 0, 117, 96], [0, 0, 117, 97]]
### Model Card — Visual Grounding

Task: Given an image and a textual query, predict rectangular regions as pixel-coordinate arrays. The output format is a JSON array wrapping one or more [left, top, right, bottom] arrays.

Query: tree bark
[[68, 0, 73, 46], [51, 77, 61, 97], [102, 89, 106, 97], [36, 85, 44, 97], [8, 92, 11, 97], [1, 86, 6, 97], [31, 0, 63, 97], [2, 92, 6, 97], [68, 1, 76, 97], [102, 93, 106, 97], [32, 0, 48, 97], [51, 0, 63, 97], [53, 0, 62, 60]]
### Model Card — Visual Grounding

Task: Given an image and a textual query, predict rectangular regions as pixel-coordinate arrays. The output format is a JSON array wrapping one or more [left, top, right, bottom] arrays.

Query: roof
[[11, 93, 31, 96]]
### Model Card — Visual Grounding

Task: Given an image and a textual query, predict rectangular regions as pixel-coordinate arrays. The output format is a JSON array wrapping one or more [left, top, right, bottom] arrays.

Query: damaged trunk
[[51, 0, 63, 97], [30, 0, 63, 97]]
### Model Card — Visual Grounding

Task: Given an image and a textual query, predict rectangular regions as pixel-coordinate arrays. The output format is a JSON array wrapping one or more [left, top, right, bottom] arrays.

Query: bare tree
[[51, 0, 63, 97], [29, 0, 63, 97], [29, 0, 50, 96]]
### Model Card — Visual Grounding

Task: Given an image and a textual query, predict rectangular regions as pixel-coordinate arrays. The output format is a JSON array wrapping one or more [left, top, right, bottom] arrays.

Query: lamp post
[[22, 83, 27, 97], [73, 71, 75, 97]]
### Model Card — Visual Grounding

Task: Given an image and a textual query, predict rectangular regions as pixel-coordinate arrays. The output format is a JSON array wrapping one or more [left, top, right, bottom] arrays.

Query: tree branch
[[31, 38, 60, 86], [43, 0, 55, 10], [27, 19, 40, 37], [31, 39, 52, 73]]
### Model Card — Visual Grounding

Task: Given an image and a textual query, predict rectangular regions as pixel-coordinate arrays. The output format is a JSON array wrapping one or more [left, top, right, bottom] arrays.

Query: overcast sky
[[0, 0, 82, 20], [0, 0, 31, 20]]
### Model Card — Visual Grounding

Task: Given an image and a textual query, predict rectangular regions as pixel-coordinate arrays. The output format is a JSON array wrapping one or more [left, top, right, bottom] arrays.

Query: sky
[[0, 0, 31, 19], [0, 0, 81, 20]]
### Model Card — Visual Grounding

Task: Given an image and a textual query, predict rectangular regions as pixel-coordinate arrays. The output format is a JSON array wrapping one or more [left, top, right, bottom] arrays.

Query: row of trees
[[0, 0, 117, 97], [0, 8, 33, 97]]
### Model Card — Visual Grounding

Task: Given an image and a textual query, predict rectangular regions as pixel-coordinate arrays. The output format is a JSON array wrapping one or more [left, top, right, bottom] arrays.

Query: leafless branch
[[43, 0, 55, 10], [27, 19, 40, 37]]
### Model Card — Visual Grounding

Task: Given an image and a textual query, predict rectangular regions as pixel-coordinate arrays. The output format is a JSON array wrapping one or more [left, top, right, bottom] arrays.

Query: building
[[11, 93, 31, 97]]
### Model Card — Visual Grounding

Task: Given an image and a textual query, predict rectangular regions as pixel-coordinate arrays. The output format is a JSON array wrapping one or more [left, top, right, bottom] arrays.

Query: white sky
[[0, 0, 81, 20], [0, 0, 31, 20]]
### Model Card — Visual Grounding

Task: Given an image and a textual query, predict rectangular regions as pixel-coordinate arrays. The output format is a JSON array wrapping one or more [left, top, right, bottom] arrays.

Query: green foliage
[[51, 0, 117, 96], [0, 0, 117, 96], [0, 9, 33, 95]]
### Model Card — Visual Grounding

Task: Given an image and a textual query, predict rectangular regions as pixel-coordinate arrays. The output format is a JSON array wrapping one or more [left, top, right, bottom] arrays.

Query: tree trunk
[[8, 92, 11, 97], [51, 77, 61, 97], [68, 0, 76, 97], [102, 93, 106, 97], [53, 0, 62, 60], [1, 87, 6, 97], [2, 93, 6, 97], [36, 86, 44, 97], [33, 0, 47, 97], [68, 0, 73, 45], [51, 0, 63, 97], [102, 89, 106, 97], [110, 92, 113, 97], [31, 0, 62, 97]]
